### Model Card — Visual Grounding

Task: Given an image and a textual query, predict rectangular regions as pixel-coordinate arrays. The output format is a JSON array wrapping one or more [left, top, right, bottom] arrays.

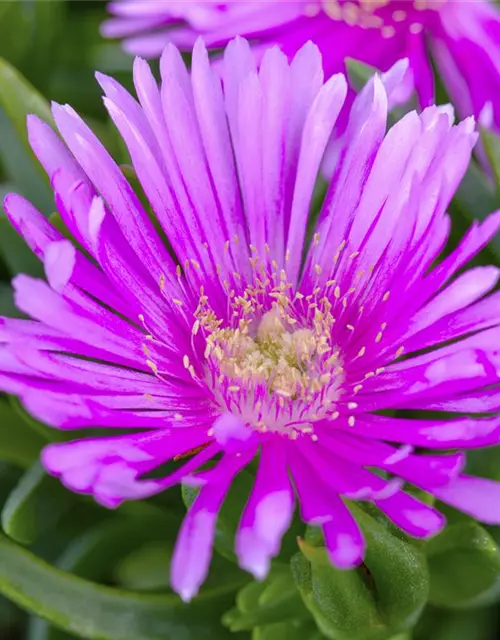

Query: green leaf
[[236, 579, 267, 613], [466, 445, 500, 482], [0, 56, 53, 148], [9, 397, 64, 443], [0, 107, 53, 212], [0, 214, 43, 277], [29, 512, 183, 640], [453, 160, 500, 225], [0, 3, 32, 68], [0, 283, 24, 318], [482, 129, 500, 193], [292, 505, 429, 640], [0, 461, 23, 505], [0, 57, 54, 211], [23, 1, 66, 88], [55, 513, 174, 576], [115, 542, 174, 592], [0, 592, 23, 633], [223, 568, 309, 632], [344, 58, 416, 125], [427, 522, 500, 609], [2, 462, 74, 545], [252, 620, 322, 640], [345, 58, 378, 93], [0, 531, 239, 640], [0, 400, 46, 468], [28, 615, 72, 640], [447, 160, 500, 267], [415, 605, 500, 640]]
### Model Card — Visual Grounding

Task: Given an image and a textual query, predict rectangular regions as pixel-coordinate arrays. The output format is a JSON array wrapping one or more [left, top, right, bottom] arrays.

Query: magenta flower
[[103, 0, 500, 131], [3, 38, 500, 601]]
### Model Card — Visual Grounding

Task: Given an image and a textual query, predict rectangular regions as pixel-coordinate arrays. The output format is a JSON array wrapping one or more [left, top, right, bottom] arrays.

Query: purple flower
[[3, 38, 500, 601], [103, 0, 500, 131]]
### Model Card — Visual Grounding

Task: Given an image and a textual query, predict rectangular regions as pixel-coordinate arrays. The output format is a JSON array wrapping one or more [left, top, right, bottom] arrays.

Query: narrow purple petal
[[322, 509, 365, 570], [171, 449, 256, 601], [44, 240, 76, 293], [42, 426, 211, 507], [433, 475, 500, 524], [375, 491, 446, 539], [286, 70, 347, 282], [236, 441, 294, 579]]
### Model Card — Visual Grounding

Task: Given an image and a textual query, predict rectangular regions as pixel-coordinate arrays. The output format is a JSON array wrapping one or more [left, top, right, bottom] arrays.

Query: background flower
[[103, 0, 500, 132]]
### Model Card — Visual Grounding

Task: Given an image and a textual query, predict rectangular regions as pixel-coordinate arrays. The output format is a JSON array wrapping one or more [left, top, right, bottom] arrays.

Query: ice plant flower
[[103, 0, 500, 131], [3, 38, 500, 601]]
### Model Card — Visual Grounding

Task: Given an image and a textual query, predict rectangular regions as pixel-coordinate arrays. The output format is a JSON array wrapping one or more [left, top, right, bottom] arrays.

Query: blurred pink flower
[[102, 0, 500, 130]]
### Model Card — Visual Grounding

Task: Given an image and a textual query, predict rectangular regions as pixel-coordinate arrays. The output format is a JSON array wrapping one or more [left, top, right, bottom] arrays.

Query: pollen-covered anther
[[146, 359, 158, 375], [195, 271, 344, 434]]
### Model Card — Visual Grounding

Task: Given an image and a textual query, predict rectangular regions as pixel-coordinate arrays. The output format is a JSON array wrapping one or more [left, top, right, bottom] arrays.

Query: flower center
[[194, 258, 345, 437], [209, 309, 338, 400], [307, 0, 447, 35]]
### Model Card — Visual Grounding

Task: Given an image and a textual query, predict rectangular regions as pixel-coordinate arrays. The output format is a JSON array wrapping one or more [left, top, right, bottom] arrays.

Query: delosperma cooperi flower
[[3, 38, 500, 601]]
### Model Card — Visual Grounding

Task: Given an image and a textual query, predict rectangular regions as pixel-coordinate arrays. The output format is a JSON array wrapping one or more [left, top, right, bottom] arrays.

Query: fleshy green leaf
[[223, 567, 309, 632], [427, 522, 500, 609], [292, 506, 429, 640], [0, 531, 240, 640], [252, 620, 322, 640], [0, 400, 46, 468], [2, 463, 74, 545]]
